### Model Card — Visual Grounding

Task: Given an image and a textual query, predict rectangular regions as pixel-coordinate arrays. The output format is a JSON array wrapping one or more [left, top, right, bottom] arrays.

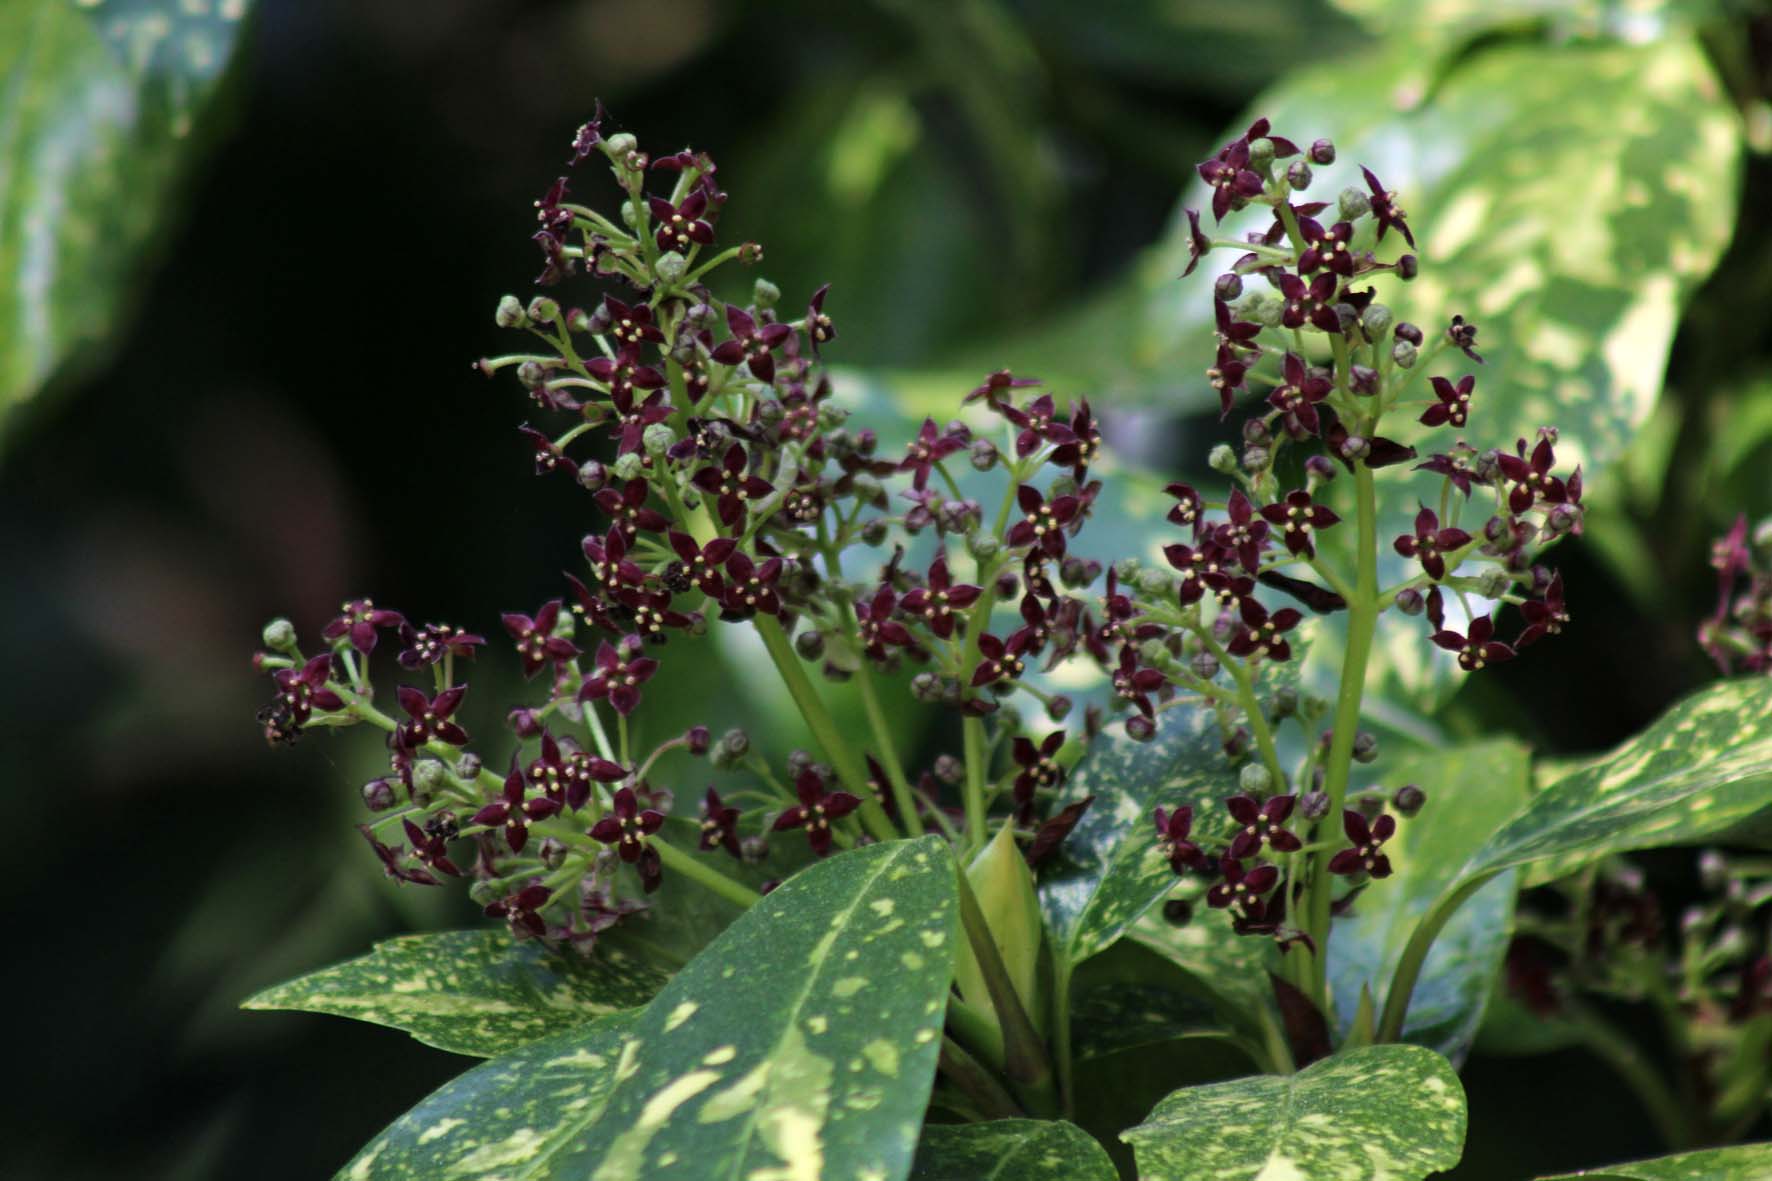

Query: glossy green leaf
[[910, 1119, 1117, 1181], [1068, 938, 1233, 1062], [1535, 1142, 1772, 1181], [345, 835, 958, 1181], [1328, 739, 1530, 1058], [1038, 707, 1240, 966], [1, 0, 252, 435], [242, 928, 668, 1058], [1129, 891, 1274, 1033], [1122, 1044, 1467, 1181]]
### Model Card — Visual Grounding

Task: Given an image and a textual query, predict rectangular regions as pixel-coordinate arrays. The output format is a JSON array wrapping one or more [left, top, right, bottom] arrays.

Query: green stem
[[752, 614, 897, 842], [938, 1036, 1024, 1121], [962, 717, 990, 849], [650, 839, 761, 909], [854, 660, 924, 833], [1378, 874, 1489, 1041]]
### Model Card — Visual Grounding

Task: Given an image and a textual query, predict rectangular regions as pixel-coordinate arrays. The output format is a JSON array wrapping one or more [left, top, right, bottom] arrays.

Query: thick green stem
[[1306, 462, 1380, 1004], [962, 717, 990, 848], [752, 614, 897, 842], [651, 839, 762, 910], [854, 660, 924, 833]]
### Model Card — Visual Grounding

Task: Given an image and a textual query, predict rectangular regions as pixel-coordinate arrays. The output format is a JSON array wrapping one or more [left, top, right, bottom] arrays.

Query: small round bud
[[1242, 417, 1271, 445], [1115, 558, 1142, 583], [818, 402, 849, 429], [1391, 340, 1418, 369], [1239, 763, 1273, 796], [1353, 792, 1386, 820], [910, 671, 944, 702], [1349, 364, 1378, 395], [526, 296, 559, 325], [1394, 587, 1424, 616], [619, 199, 639, 227], [604, 132, 637, 156], [1545, 504, 1580, 537], [860, 519, 889, 547], [1352, 731, 1379, 764], [516, 361, 549, 390], [454, 752, 483, 780], [1338, 185, 1371, 221], [1394, 321, 1424, 346], [653, 251, 687, 284], [1301, 694, 1330, 721], [1162, 898, 1194, 926], [641, 422, 675, 457], [1271, 685, 1299, 719], [1208, 443, 1238, 474], [576, 459, 609, 492], [566, 306, 592, 334], [1395, 254, 1419, 281], [1138, 637, 1170, 667], [1360, 302, 1393, 340], [795, 628, 826, 661], [963, 436, 1000, 472], [1393, 784, 1427, 817], [1060, 556, 1091, 588], [612, 452, 644, 481], [752, 278, 781, 309], [1126, 715, 1157, 743], [967, 531, 1001, 564], [1136, 567, 1174, 597], [361, 778, 398, 812], [495, 295, 528, 329], [739, 835, 769, 864], [1214, 272, 1244, 302], [538, 837, 569, 870], [1046, 694, 1074, 722], [1299, 790, 1331, 821], [851, 475, 885, 504], [1221, 726, 1251, 760], [938, 499, 981, 535], [1242, 445, 1271, 473], [1190, 650, 1220, 681], [507, 708, 542, 738], [786, 750, 815, 777], [738, 242, 765, 264], [685, 725, 711, 757], [1309, 138, 1336, 165], [1304, 455, 1336, 485], [719, 727, 749, 758], [1476, 569, 1512, 599], [1247, 137, 1275, 168], [1286, 159, 1313, 190], [261, 618, 298, 651]]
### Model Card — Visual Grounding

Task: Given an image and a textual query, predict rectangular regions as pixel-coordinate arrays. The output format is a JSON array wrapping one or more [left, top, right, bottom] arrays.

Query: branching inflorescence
[[253, 110, 1582, 1023]]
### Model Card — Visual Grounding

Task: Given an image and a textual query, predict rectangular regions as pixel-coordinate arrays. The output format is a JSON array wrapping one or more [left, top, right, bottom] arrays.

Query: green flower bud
[[1339, 185, 1371, 221], [1136, 568, 1173, 597], [526, 296, 559, 324], [1239, 762, 1273, 796], [642, 422, 676, 456], [261, 618, 298, 652], [1352, 731, 1379, 764], [1391, 339, 1418, 369], [967, 530, 1001, 563], [818, 402, 849, 429], [752, 277, 781, 309], [655, 251, 687, 284], [604, 132, 637, 157], [612, 452, 644, 481], [1360, 302, 1393, 340], [1208, 443, 1238, 474], [1247, 137, 1275, 169], [1271, 685, 1299, 719], [495, 294, 527, 329], [1286, 159, 1313, 190]]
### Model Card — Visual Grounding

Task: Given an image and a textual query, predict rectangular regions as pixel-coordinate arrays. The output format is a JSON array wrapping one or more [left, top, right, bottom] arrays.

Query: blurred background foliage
[[4, 0, 1772, 1177]]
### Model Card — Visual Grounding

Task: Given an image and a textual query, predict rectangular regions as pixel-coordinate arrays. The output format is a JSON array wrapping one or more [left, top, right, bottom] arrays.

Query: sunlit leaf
[[343, 835, 958, 1180], [243, 928, 668, 1058], [1, 0, 253, 436], [910, 1119, 1117, 1181], [1535, 1141, 1772, 1181], [1121, 1044, 1467, 1181]]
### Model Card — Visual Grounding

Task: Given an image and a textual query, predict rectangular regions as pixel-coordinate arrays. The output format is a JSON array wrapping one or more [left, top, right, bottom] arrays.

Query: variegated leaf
[[1535, 1141, 1772, 1181], [243, 928, 668, 1058], [2, 0, 253, 436], [910, 1120, 1117, 1181], [1122, 1044, 1467, 1181], [343, 835, 958, 1181]]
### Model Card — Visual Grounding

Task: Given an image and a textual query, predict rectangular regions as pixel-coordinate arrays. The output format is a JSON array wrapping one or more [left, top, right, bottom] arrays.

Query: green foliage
[[242, 929, 668, 1057], [1535, 1141, 1772, 1181], [1121, 1044, 1468, 1181], [343, 836, 958, 1181], [909, 1119, 1117, 1181], [0, 0, 251, 437], [1328, 739, 1530, 1057]]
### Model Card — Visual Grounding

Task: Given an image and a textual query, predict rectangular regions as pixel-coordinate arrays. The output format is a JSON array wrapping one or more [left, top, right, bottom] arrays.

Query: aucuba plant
[[244, 113, 1772, 1181]]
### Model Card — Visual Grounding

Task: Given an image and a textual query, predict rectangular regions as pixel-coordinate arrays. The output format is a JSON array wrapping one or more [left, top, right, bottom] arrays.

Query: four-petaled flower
[[594, 478, 671, 538], [1216, 489, 1271, 574], [1421, 375, 1475, 429], [502, 599, 580, 678], [900, 557, 980, 639], [854, 584, 915, 662], [772, 769, 861, 856], [1006, 484, 1081, 558], [582, 526, 644, 588], [1360, 166, 1415, 247], [899, 417, 968, 490], [647, 189, 714, 253], [1207, 856, 1279, 917], [698, 786, 741, 857], [711, 305, 793, 383], [972, 630, 1035, 688], [273, 654, 344, 725], [692, 443, 773, 529], [1226, 794, 1303, 859], [590, 787, 666, 891], [1393, 506, 1472, 582], [805, 284, 836, 355], [668, 531, 736, 597], [1298, 217, 1357, 276], [1165, 483, 1204, 536], [472, 762, 563, 854], [1153, 804, 1204, 872], [1197, 136, 1265, 221], [1330, 810, 1396, 878], [1011, 731, 1067, 817], [1226, 598, 1303, 663], [1277, 271, 1342, 333], [1267, 353, 1333, 438], [1112, 645, 1166, 717], [579, 634, 659, 715], [395, 684, 470, 749], [528, 731, 625, 811], [1260, 489, 1340, 557], [603, 297, 664, 349], [397, 623, 485, 670], [485, 883, 552, 938], [1496, 437, 1567, 514], [1432, 614, 1515, 671], [1517, 572, 1570, 647], [720, 551, 784, 617], [323, 599, 406, 655]]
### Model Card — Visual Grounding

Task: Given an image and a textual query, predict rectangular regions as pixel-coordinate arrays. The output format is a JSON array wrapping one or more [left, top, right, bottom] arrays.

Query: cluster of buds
[[1700, 514, 1772, 673]]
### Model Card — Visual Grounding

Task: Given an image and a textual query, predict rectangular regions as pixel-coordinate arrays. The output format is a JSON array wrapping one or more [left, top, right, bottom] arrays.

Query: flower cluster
[[1700, 514, 1772, 673]]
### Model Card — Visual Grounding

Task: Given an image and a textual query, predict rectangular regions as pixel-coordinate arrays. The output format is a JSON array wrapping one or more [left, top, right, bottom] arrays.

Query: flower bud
[[1545, 505, 1580, 537], [612, 452, 644, 481], [495, 294, 528, 328], [1301, 693, 1330, 721], [654, 251, 687, 284], [619, 200, 639, 227], [566, 305, 592, 334], [361, 778, 398, 812], [517, 361, 549, 390], [1270, 686, 1299, 720], [1138, 637, 1170, 668], [411, 758, 447, 800], [1352, 731, 1379, 764], [1393, 321, 1424, 346], [1215, 272, 1244, 302], [641, 422, 675, 456], [576, 459, 609, 492], [1349, 364, 1378, 395], [1116, 558, 1142, 583], [933, 753, 965, 785], [1222, 726, 1251, 760], [1136, 567, 1174, 597], [1243, 445, 1271, 472], [604, 132, 637, 156], [1393, 784, 1427, 817], [261, 617, 298, 652], [852, 474, 885, 504], [967, 530, 1001, 564], [468, 880, 501, 908], [1060, 556, 1093, 588], [1338, 186, 1371, 221], [1353, 792, 1385, 820], [1395, 254, 1419, 281], [526, 296, 560, 325], [507, 708, 543, 738], [1242, 417, 1271, 445], [1310, 138, 1336, 165], [1394, 587, 1424, 615], [1126, 715, 1157, 743], [1046, 694, 1074, 722], [860, 519, 889, 546], [963, 436, 1000, 472], [1476, 569, 1512, 599], [685, 725, 711, 756], [454, 752, 483, 780], [711, 727, 750, 769], [818, 402, 849, 429], [994, 569, 1020, 598], [1207, 443, 1238, 473], [1247, 137, 1275, 169], [1239, 763, 1273, 797], [739, 242, 765, 264], [1698, 849, 1729, 893], [1391, 339, 1418, 369], [911, 671, 944, 702], [533, 837, 567, 870], [752, 277, 781, 309], [795, 628, 826, 661], [1360, 302, 1393, 340], [1304, 456, 1336, 486], [1286, 160, 1313, 190], [1190, 650, 1220, 681], [738, 835, 768, 865], [939, 499, 982, 535], [1299, 790, 1331, 821]]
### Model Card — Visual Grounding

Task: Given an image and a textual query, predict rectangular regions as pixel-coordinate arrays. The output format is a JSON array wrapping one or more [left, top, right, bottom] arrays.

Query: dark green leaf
[[1327, 739, 1530, 1058], [1038, 707, 1239, 966], [1, 0, 252, 434], [1535, 1142, 1772, 1181], [242, 928, 668, 1058], [1129, 891, 1274, 1035], [910, 1119, 1117, 1181], [1069, 940, 1229, 1062], [344, 835, 958, 1180], [1122, 1044, 1467, 1181]]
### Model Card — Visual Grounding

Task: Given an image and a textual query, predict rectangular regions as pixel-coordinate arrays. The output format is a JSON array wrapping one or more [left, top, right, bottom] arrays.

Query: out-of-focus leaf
[[1121, 1044, 1467, 1181], [1129, 887, 1274, 1034], [1328, 739, 1530, 1059], [344, 836, 958, 1181], [1, 0, 252, 436], [910, 1119, 1117, 1181], [1068, 939, 1230, 1061], [242, 928, 667, 1057], [1534, 1141, 1772, 1181]]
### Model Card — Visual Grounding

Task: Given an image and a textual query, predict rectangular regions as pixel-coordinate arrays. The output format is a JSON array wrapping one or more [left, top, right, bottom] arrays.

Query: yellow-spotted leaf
[[1, 0, 253, 438], [343, 835, 958, 1181], [1122, 1044, 1467, 1181], [910, 1119, 1117, 1181], [1535, 1141, 1772, 1181], [242, 929, 668, 1057]]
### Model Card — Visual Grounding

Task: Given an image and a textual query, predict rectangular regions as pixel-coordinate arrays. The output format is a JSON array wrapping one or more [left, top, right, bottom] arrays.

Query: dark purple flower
[[1517, 572, 1570, 647], [472, 762, 563, 854], [698, 786, 741, 857], [1217, 489, 1271, 574], [273, 654, 345, 725], [1330, 810, 1396, 878], [358, 823, 443, 886], [1260, 490, 1340, 557], [502, 600, 580, 679], [397, 623, 486, 670], [518, 425, 570, 476], [1432, 614, 1516, 671], [805, 284, 836, 355], [582, 526, 645, 588], [647, 189, 714, 253], [1165, 483, 1205, 537], [964, 368, 1041, 408], [603, 296, 664, 349], [322, 599, 406, 655], [720, 551, 784, 617], [579, 634, 658, 716], [1197, 137, 1265, 221], [594, 478, 671, 538], [1277, 271, 1342, 333], [1298, 217, 1357, 276], [1181, 208, 1210, 277], [692, 443, 773, 529], [667, 530, 736, 597], [1267, 353, 1332, 438], [854, 584, 915, 662], [1226, 794, 1303, 859], [1496, 437, 1567, 514], [1213, 297, 1263, 353], [586, 346, 666, 404], [1225, 598, 1303, 663], [1001, 393, 1068, 459], [1414, 447, 1488, 498], [1206, 856, 1280, 916], [1112, 645, 1167, 718], [1360, 166, 1415, 247], [1421, 374, 1475, 429], [1049, 399, 1102, 479], [900, 557, 981, 639], [1153, 804, 1204, 872], [1447, 314, 1483, 363], [394, 684, 469, 749], [971, 629, 1035, 688], [606, 384, 673, 455], [615, 583, 692, 641], [567, 102, 608, 166], [1393, 506, 1472, 581], [486, 883, 553, 938], [772, 769, 861, 856], [711, 305, 793, 383], [1006, 484, 1081, 558], [1011, 731, 1067, 817], [528, 731, 626, 811], [899, 417, 968, 490], [590, 787, 666, 891]]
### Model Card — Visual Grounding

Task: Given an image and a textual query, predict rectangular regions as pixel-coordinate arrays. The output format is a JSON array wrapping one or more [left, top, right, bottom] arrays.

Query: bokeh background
[[5, 0, 1772, 1177]]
